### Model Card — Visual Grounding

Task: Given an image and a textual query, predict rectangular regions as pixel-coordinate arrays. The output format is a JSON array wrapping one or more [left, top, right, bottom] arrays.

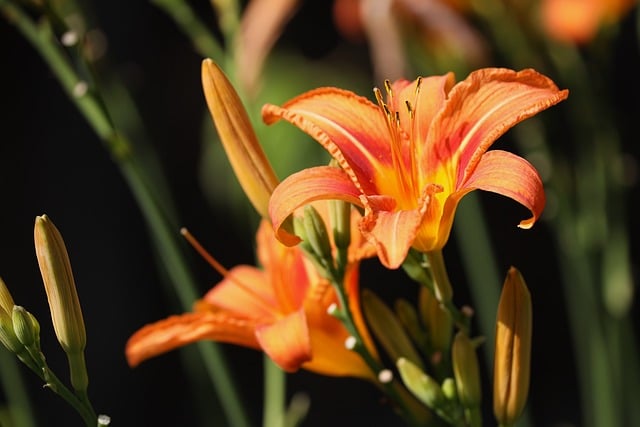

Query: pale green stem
[[425, 250, 471, 335], [263, 355, 285, 427]]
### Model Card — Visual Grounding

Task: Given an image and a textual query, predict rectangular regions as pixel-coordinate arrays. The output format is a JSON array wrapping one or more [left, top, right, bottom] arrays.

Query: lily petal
[[269, 166, 363, 246], [426, 68, 569, 186], [360, 208, 423, 269], [262, 88, 391, 193], [202, 266, 278, 320], [460, 150, 546, 229], [255, 309, 312, 372], [126, 312, 258, 368]]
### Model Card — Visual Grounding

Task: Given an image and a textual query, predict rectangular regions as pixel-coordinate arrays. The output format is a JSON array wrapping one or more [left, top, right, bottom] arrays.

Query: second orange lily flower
[[264, 68, 568, 269]]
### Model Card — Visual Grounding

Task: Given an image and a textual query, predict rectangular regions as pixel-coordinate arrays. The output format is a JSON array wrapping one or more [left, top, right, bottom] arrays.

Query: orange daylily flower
[[126, 211, 377, 379], [541, 0, 636, 44], [263, 68, 568, 269]]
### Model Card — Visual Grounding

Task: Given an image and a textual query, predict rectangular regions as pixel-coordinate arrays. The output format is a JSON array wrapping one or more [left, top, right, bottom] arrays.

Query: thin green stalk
[[425, 250, 471, 335], [263, 355, 285, 427]]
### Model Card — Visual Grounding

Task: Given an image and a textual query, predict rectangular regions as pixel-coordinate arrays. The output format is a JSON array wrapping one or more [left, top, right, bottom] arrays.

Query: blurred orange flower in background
[[541, 0, 637, 43]]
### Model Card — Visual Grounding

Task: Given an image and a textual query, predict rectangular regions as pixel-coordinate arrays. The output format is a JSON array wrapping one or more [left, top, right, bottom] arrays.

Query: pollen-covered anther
[[378, 369, 394, 383], [344, 335, 357, 350]]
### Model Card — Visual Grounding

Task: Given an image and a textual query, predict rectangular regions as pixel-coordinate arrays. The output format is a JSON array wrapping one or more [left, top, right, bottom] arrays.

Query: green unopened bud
[[0, 277, 15, 314], [419, 286, 453, 357], [302, 205, 333, 263], [452, 331, 482, 408], [441, 377, 457, 401], [362, 289, 424, 369], [12, 306, 39, 348], [0, 307, 23, 353], [395, 298, 428, 350], [493, 267, 532, 426], [397, 357, 446, 409], [34, 215, 89, 393], [329, 198, 351, 250], [34, 215, 86, 354]]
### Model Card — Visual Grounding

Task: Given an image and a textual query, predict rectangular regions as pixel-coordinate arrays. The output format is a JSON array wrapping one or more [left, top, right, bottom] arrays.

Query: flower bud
[[493, 267, 532, 426], [201, 59, 279, 219], [34, 215, 86, 355], [362, 289, 424, 369], [329, 198, 351, 251], [0, 277, 15, 314], [419, 286, 453, 357], [12, 305, 39, 348], [394, 298, 428, 350], [302, 205, 333, 264], [0, 307, 23, 354], [452, 331, 482, 408], [397, 357, 446, 410]]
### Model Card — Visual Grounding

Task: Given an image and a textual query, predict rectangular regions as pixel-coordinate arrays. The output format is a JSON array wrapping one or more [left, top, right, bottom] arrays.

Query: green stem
[[263, 355, 285, 427], [323, 267, 429, 427], [425, 250, 471, 335]]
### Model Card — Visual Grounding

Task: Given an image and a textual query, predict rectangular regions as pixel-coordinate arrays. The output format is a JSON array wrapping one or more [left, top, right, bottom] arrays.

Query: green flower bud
[[362, 289, 424, 369], [12, 306, 39, 348], [329, 198, 351, 250], [397, 357, 446, 409], [452, 331, 482, 408], [419, 286, 453, 357], [395, 298, 428, 350], [302, 205, 333, 264], [0, 307, 23, 354], [0, 277, 15, 314], [493, 267, 532, 426]]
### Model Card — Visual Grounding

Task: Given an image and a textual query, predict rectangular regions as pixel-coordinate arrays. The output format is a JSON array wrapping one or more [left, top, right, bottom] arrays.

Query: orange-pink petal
[[255, 309, 312, 372], [460, 150, 546, 229], [426, 68, 569, 187], [269, 166, 364, 246], [202, 265, 278, 320], [262, 88, 391, 194], [126, 312, 259, 368]]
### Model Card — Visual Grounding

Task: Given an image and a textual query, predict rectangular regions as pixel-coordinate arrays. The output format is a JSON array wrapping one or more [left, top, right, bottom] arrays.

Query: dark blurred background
[[1, 1, 639, 426]]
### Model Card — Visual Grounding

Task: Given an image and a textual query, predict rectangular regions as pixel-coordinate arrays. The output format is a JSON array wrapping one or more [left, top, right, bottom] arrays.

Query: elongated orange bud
[[201, 59, 279, 219], [493, 267, 532, 426], [34, 215, 88, 393]]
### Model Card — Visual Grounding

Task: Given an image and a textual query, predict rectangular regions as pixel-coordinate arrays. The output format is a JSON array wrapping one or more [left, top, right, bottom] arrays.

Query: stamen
[[181, 228, 277, 314], [405, 100, 414, 120], [384, 79, 393, 95], [373, 87, 385, 109], [181, 228, 229, 277]]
